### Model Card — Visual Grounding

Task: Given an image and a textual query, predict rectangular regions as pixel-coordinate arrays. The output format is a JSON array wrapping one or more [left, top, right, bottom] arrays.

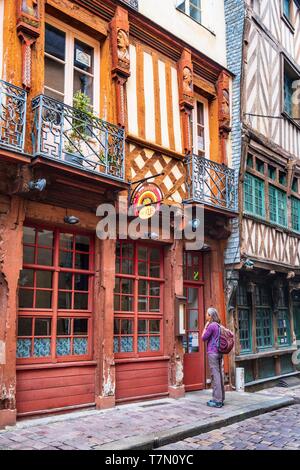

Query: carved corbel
[[16, 0, 41, 90], [225, 274, 239, 313], [110, 6, 131, 128], [177, 48, 194, 155], [217, 71, 231, 165]]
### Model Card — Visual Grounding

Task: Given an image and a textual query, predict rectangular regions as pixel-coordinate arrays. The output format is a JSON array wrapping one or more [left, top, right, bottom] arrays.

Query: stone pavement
[[0, 388, 295, 450], [159, 404, 300, 450]]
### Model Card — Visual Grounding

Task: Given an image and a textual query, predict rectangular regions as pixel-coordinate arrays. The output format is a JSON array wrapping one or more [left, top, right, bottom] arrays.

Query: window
[[283, 0, 293, 23], [269, 185, 288, 227], [237, 285, 252, 353], [255, 286, 273, 350], [283, 60, 300, 121], [17, 226, 94, 362], [244, 173, 265, 218], [291, 197, 300, 232], [277, 287, 291, 347], [183, 252, 203, 282], [44, 18, 100, 110], [191, 98, 209, 156], [114, 242, 164, 356], [256, 158, 264, 174], [292, 177, 298, 192], [177, 0, 202, 24]]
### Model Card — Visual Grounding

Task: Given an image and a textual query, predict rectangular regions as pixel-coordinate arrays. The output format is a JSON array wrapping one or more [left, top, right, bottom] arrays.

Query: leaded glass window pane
[[256, 308, 272, 349], [238, 308, 251, 352], [244, 173, 265, 217], [291, 197, 300, 232], [277, 310, 290, 346], [269, 186, 287, 227]]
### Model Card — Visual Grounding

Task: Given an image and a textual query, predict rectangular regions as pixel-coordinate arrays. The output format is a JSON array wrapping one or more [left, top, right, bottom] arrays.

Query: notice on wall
[[0, 341, 6, 364], [191, 332, 199, 348]]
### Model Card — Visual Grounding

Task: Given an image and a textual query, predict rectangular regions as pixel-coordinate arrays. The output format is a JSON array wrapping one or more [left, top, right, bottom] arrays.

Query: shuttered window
[[255, 286, 273, 350], [237, 285, 252, 353], [244, 173, 265, 218], [269, 185, 287, 227], [17, 226, 94, 363], [277, 287, 291, 347], [114, 242, 164, 357], [291, 197, 300, 232]]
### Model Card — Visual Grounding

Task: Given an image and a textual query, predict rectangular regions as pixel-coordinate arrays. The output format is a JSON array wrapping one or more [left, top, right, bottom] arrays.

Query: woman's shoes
[[207, 400, 223, 408]]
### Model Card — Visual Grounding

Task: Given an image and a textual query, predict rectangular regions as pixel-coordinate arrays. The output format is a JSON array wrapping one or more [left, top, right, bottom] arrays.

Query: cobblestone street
[[160, 404, 300, 450], [0, 387, 298, 450]]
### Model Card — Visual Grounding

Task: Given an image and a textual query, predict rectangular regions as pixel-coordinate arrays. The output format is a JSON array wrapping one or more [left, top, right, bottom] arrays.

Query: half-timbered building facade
[[225, 0, 300, 388], [0, 0, 236, 426]]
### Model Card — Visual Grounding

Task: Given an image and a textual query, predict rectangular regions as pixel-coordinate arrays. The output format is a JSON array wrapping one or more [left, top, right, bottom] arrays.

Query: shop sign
[[132, 183, 163, 219]]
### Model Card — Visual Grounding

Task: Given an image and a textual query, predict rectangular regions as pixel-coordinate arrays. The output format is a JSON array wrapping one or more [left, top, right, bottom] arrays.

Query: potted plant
[[64, 91, 96, 166]]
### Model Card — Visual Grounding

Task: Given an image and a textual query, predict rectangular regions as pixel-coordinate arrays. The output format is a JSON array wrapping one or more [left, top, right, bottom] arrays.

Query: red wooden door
[[183, 252, 205, 391]]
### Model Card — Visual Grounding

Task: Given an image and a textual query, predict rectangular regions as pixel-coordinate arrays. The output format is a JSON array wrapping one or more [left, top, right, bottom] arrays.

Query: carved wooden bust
[[21, 0, 38, 17], [183, 66, 193, 94], [117, 29, 130, 68]]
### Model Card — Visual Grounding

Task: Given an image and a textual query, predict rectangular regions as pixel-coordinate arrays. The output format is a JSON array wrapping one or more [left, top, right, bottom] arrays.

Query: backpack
[[217, 324, 234, 354]]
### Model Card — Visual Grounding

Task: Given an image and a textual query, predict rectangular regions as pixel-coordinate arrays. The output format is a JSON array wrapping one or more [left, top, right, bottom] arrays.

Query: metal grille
[[119, 0, 139, 10], [31, 95, 125, 181], [185, 154, 237, 212], [0, 80, 27, 152]]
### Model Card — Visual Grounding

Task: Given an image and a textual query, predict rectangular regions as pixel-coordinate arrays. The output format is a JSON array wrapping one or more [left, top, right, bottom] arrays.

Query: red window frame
[[183, 252, 204, 354], [17, 223, 94, 365], [114, 241, 164, 358], [183, 251, 203, 283]]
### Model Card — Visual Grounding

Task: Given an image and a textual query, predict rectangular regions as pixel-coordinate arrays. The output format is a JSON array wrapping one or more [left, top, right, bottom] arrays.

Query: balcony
[[185, 154, 237, 213], [31, 94, 125, 181], [119, 0, 139, 10], [0, 80, 27, 153]]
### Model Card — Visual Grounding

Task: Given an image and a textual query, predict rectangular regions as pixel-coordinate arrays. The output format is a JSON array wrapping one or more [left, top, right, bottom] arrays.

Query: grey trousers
[[208, 353, 225, 403]]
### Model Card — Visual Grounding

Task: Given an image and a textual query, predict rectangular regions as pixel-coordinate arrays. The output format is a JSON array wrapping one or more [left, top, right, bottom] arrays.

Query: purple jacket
[[202, 322, 220, 354]]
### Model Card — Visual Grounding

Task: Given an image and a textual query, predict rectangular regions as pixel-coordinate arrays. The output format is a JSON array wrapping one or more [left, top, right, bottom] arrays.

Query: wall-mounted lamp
[[243, 258, 254, 270], [144, 232, 159, 240], [188, 218, 201, 232], [64, 215, 80, 225], [28, 179, 47, 192], [175, 295, 187, 337]]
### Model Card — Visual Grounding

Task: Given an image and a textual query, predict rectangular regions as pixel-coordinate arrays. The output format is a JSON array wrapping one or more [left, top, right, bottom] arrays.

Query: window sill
[[281, 14, 295, 34], [236, 346, 297, 362], [175, 8, 216, 36]]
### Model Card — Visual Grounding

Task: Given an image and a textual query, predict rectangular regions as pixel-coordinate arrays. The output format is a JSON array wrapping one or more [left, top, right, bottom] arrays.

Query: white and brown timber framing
[[238, 0, 300, 272]]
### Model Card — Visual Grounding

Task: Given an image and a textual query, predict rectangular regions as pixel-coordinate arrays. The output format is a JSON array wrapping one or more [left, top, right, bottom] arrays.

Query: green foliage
[[65, 91, 96, 154]]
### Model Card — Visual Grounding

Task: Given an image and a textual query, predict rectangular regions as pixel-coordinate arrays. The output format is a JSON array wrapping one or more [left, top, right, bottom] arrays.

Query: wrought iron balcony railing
[[0, 80, 27, 152], [119, 0, 139, 10], [31, 95, 125, 181], [185, 154, 237, 212]]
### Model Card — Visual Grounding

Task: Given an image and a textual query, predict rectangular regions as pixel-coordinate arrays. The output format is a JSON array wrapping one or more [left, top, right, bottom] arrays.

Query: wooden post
[[164, 240, 185, 399], [95, 238, 117, 410], [0, 196, 25, 428]]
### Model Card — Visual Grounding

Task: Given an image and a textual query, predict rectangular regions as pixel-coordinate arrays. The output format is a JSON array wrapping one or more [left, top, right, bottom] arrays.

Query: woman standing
[[202, 307, 225, 408]]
